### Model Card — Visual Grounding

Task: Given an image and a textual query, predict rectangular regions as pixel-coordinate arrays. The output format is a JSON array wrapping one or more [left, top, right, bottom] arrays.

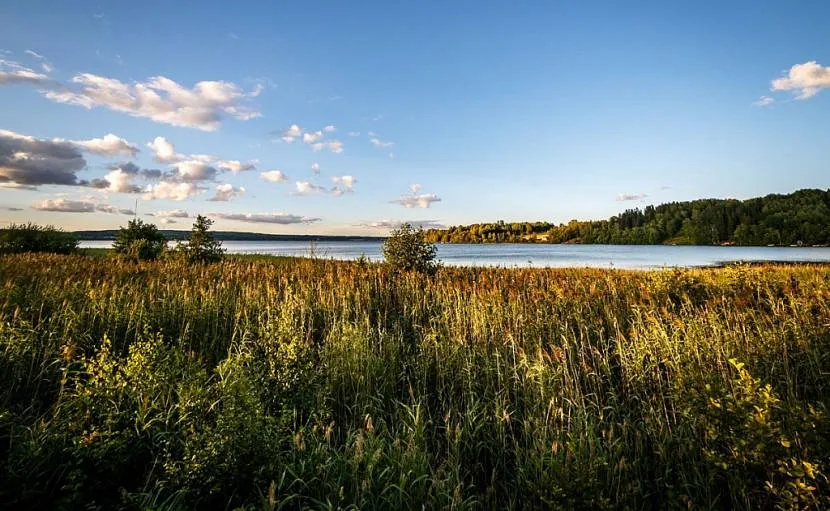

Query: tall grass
[[1, 254, 829, 509]]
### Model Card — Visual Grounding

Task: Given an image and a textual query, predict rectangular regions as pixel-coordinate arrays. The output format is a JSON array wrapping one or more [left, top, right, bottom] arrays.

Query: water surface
[[80, 240, 830, 269]]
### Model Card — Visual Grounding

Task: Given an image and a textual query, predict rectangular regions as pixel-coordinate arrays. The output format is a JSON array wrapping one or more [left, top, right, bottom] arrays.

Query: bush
[[177, 215, 224, 264], [112, 219, 166, 261], [0, 223, 78, 254], [382, 223, 439, 274]]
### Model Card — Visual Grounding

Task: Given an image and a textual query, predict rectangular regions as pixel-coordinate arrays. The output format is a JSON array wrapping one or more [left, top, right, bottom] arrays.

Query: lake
[[79, 240, 830, 269]]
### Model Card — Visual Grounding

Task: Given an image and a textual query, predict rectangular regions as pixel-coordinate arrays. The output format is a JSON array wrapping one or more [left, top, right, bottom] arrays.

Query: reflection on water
[[79, 240, 830, 269]]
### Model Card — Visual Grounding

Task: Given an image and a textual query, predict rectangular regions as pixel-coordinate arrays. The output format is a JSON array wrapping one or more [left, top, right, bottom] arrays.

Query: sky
[[1, 0, 829, 235]]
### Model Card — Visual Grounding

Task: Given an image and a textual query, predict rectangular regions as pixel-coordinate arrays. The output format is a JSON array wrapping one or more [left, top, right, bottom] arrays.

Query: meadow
[[1, 254, 829, 509]]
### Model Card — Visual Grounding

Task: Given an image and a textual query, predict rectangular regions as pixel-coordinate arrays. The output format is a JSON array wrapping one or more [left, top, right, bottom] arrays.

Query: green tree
[[0, 223, 78, 254], [179, 215, 224, 264], [113, 219, 166, 261], [382, 223, 439, 274]]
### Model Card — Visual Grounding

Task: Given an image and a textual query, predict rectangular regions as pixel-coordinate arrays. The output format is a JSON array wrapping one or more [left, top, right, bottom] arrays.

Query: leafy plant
[[0, 223, 78, 254], [382, 223, 439, 274], [176, 215, 224, 264], [112, 219, 166, 261]]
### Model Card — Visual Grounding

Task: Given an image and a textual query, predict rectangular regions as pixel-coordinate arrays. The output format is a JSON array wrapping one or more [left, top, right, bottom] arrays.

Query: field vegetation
[[1, 252, 829, 509]]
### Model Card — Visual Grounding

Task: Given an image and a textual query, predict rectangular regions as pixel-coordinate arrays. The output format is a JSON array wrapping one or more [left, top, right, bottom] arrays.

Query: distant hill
[[424, 188, 830, 246], [73, 230, 383, 242]]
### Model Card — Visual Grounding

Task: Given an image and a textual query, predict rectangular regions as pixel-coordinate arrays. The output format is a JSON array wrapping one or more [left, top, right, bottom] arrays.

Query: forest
[[424, 188, 830, 246]]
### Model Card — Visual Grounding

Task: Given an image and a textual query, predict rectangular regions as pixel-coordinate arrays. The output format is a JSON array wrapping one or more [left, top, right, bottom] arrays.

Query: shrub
[[382, 223, 439, 274], [177, 215, 224, 264], [113, 219, 166, 261], [0, 223, 78, 254]]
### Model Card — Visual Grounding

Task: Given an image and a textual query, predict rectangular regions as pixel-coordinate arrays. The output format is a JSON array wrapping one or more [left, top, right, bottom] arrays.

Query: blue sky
[[1, 0, 828, 234]]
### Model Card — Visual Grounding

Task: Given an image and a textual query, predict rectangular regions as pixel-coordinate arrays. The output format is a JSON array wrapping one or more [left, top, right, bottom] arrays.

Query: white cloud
[[360, 219, 445, 230], [347, 131, 360, 137], [771, 61, 830, 99], [70, 133, 138, 156], [280, 124, 302, 143], [24, 50, 53, 73], [294, 180, 325, 195], [95, 204, 134, 215], [154, 209, 189, 218], [43, 74, 261, 130], [215, 159, 257, 173], [0, 59, 50, 85], [391, 192, 442, 209], [100, 168, 142, 193], [370, 137, 394, 148], [209, 183, 245, 201], [31, 198, 95, 212], [147, 136, 183, 163], [303, 130, 324, 144], [260, 170, 288, 183], [323, 125, 336, 133], [616, 193, 648, 201], [160, 218, 176, 224], [210, 212, 321, 224], [331, 175, 357, 191], [310, 162, 320, 174], [24, 50, 44, 60], [409, 183, 422, 194], [753, 96, 774, 107], [143, 181, 204, 201], [327, 140, 344, 153]]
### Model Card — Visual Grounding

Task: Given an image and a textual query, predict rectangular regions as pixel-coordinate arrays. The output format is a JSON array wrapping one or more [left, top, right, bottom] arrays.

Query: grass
[[1, 253, 829, 509]]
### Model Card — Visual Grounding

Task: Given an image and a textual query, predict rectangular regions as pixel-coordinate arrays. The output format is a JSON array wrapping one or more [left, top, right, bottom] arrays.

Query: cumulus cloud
[[69, 133, 138, 156], [303, 131, 324, 144], [616, 193, 648, 201], [409, 183, 422, 194], [323, 125, 336, 133], [30, 198, 132, 214], [97, 168, 143, 193], [147, 136, 182, 163], [293, 180, 326, 195], [215, 159, 256, 173], [280, 124, 302, 143], [0, 59, 50, 85], [326, 140, 344, 153], [260, 170, 288, 183], [173, 160, 219, 182], [0, 129, 86, 187], [331, 175, 357, 195], [771, 61, 830, 99], [42, 74, 261, 130], [210, 212, 321, 224], [143, 181, 204, 201], [159, 218, 176, 224], [310, 162, 320, 174], [391, 193, 442, 209], [31, 198, 95, 212], [753, 96, 774, 107], [209, 183, 245, 201]]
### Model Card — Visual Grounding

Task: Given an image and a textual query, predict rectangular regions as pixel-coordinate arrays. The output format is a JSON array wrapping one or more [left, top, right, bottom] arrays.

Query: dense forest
[[425, 188, 830, 246], [72, 230, 382, 242]]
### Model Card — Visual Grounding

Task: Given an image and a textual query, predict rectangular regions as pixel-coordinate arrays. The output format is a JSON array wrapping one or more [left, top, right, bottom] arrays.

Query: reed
[[1, 254, 828, 509]]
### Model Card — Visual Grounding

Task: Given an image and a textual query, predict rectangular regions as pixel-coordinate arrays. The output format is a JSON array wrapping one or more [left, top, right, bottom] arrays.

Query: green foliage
[[176, 215, 225, 264], [426, 188, 830, 246], [1, 254, 830, 508], [382, 222, 439, 274], [0, 223, 78, 254], [113, 218, 167, 261]]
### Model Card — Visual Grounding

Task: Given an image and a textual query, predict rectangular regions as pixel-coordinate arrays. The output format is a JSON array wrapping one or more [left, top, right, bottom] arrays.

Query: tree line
[[424, 188, 830, 246]]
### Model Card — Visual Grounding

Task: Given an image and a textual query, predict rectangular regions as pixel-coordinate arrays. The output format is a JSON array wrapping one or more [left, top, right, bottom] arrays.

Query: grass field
[[1, 254, 829, 509]]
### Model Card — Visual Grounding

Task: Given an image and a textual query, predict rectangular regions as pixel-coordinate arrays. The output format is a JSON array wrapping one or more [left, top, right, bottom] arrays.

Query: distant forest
[[72, 230, 382, 243], [424, 189, 830, 246]]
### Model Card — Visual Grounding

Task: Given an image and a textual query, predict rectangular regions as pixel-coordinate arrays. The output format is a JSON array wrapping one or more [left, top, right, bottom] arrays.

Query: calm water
[[80, 240, 830, 269]]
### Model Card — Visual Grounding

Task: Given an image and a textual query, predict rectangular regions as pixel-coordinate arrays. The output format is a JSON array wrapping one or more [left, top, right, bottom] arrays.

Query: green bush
[[0, 223, 78, 255], [176, 215, 224, 264], [113, 219, 166, 261], [382, 223, 439, 274]]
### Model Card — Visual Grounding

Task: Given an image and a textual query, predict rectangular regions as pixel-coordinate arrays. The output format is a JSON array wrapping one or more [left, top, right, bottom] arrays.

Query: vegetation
[[425, 188, 830, 246], [175, 215, 225, 264], [0, 223, 78, 255], [1, 253, 829, 509], [113, 218, 167, 261], [382, 222, 439, 274]]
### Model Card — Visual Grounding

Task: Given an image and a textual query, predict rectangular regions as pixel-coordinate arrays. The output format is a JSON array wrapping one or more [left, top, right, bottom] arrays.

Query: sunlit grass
[[1, 254, 829, 509]]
